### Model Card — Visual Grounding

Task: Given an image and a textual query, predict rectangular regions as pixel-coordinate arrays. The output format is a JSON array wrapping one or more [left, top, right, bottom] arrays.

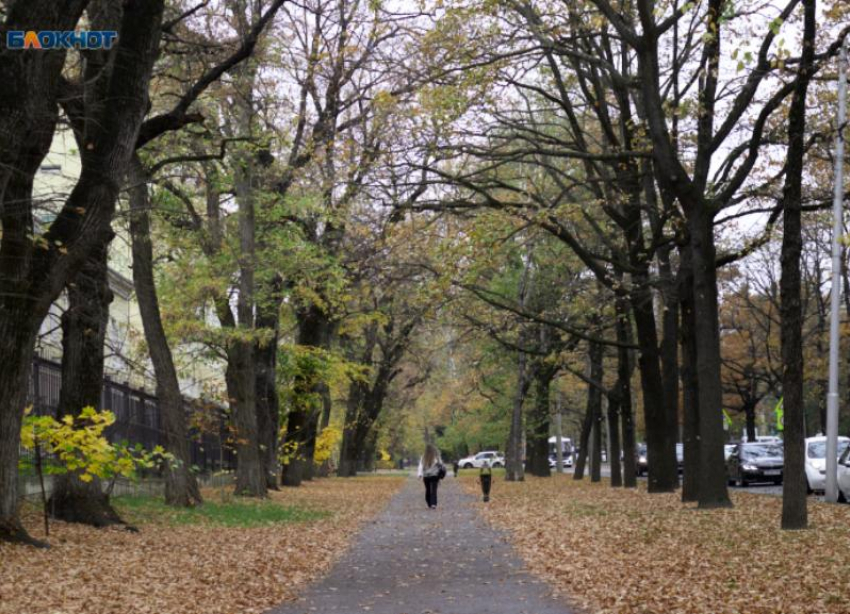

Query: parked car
[[837, 446, 850, 502], [726, 442, 784, 486], [805, 436, 850, 493], [636, 443, 648, 476], [549, 454, 574, 469], [458, 451, 504, 469], [724, 444, 735, 461]]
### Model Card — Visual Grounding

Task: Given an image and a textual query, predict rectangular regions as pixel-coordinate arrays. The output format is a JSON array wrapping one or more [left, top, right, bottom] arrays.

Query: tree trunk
[[590, 411, 602, 483], [0, 315, 41, 543], [588, 341, 604, 483], [745, 402, 757, 443], [255, 282, 283, 490], [226, 341, 266, 497], [338, 377, 367, 478], [607, 394, 622, 487], [229, 147, 265, 496], [679, 246, 701, 503], [526, 366, 553, 477], [780, 0, 815, 531], [506, 347, 529, 482], [49, 241, 127, 527], [361, 428, 379, 472], [686, 203, 732, 508], [616, 297, 637, 488], [129, 156, 201, 507], [659, 245, 681, 450], [302, 412, 320, 481], [282, 306, 333, 487], [575, 339, 604, 483], [255, 339, 280, 489], [631, 286, 678, 492], [573, 397, 594, 481]]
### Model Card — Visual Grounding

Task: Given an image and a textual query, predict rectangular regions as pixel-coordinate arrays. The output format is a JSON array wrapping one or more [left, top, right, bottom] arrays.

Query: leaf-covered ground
[[461, 474, 850, 614], [0, 476, 404, 614]]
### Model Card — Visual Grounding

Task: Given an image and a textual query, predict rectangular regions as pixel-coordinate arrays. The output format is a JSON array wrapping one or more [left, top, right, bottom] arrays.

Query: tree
[[413, 0, 681, 492], [720, 283, 781, 442], [0, 0, 166, 544], [129, 158, 203, 507], [337, 251, 432, 476], [780, 0, 817, 531], [49, 240, 126, 527]]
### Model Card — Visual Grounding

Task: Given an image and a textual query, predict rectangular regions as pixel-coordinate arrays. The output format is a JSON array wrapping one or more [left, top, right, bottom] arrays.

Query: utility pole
[[826, 37, 848, 503]]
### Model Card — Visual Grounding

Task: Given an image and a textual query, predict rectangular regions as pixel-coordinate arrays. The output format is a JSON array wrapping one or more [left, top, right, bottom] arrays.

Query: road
[[267, 477, 574, 614]]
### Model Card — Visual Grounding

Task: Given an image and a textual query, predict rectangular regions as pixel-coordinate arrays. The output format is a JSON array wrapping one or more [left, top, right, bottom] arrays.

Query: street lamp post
[[826, 37, 848, 503]]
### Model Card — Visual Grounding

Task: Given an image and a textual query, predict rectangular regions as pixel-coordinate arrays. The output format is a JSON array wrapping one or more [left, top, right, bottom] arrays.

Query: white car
[[838, 446, 850, 502], [807, 435, 850, 493], [549, 454, 573, 469], [458, 451, 504, 469]]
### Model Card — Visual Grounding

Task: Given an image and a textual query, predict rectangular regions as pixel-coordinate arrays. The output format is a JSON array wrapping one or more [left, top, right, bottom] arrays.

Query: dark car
[[636, 443, 648, 476], [726, 442, 784, 486]]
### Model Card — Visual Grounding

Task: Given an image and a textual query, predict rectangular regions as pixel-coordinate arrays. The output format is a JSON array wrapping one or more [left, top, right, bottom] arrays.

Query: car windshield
[[638, 445, 647, 455], [807, 440, 850, 459], [740, 444, 783, 459]]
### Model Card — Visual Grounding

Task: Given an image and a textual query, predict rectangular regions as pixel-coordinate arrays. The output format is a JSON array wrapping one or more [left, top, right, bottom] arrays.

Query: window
[[740, 443, 783, 460], [144, 400, 158, 429], [110, 389, 126, 421], [807, 440, 850, 459]]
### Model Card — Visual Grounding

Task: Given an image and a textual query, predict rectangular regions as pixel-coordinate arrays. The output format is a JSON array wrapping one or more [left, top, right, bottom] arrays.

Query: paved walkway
[[267, 476, 573, 614]]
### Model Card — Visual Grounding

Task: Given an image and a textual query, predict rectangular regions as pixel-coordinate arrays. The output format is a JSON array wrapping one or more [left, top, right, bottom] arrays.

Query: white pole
[[826, 38, 848, 504]]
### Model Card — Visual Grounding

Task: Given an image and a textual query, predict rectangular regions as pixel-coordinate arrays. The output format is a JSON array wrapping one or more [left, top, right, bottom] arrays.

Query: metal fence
[[18, 471, 237, 501], [21, 356, 236, 488]]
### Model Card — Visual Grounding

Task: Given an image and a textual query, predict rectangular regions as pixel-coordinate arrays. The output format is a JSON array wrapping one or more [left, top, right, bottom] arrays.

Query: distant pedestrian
[[452, 459, 459, 477], [479, 460, 492, 502], [417, 443, 445, 509]]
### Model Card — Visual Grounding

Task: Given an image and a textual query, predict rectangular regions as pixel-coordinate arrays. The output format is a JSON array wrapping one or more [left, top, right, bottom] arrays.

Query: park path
[[266, 476, 573, 614]]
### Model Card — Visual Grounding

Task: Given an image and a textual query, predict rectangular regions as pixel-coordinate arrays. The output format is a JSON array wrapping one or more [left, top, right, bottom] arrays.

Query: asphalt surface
[[266, 476, 574, 614]]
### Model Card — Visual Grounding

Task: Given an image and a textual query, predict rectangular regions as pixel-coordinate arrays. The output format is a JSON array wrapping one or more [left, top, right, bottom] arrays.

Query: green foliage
[[278, 345, 368, 413], [114, 496, 328, 527], [19, 406, 174, 483]]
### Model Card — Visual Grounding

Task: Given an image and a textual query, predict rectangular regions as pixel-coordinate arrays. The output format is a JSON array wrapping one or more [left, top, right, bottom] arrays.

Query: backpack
[[437, 462, 447, 480]]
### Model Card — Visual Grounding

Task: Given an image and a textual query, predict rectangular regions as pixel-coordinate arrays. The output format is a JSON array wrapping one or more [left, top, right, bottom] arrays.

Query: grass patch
[[114, 495, 328, 528]]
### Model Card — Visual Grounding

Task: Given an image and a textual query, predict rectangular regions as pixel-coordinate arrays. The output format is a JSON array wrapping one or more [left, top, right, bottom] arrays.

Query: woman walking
[[417, 443, 444, 509]]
